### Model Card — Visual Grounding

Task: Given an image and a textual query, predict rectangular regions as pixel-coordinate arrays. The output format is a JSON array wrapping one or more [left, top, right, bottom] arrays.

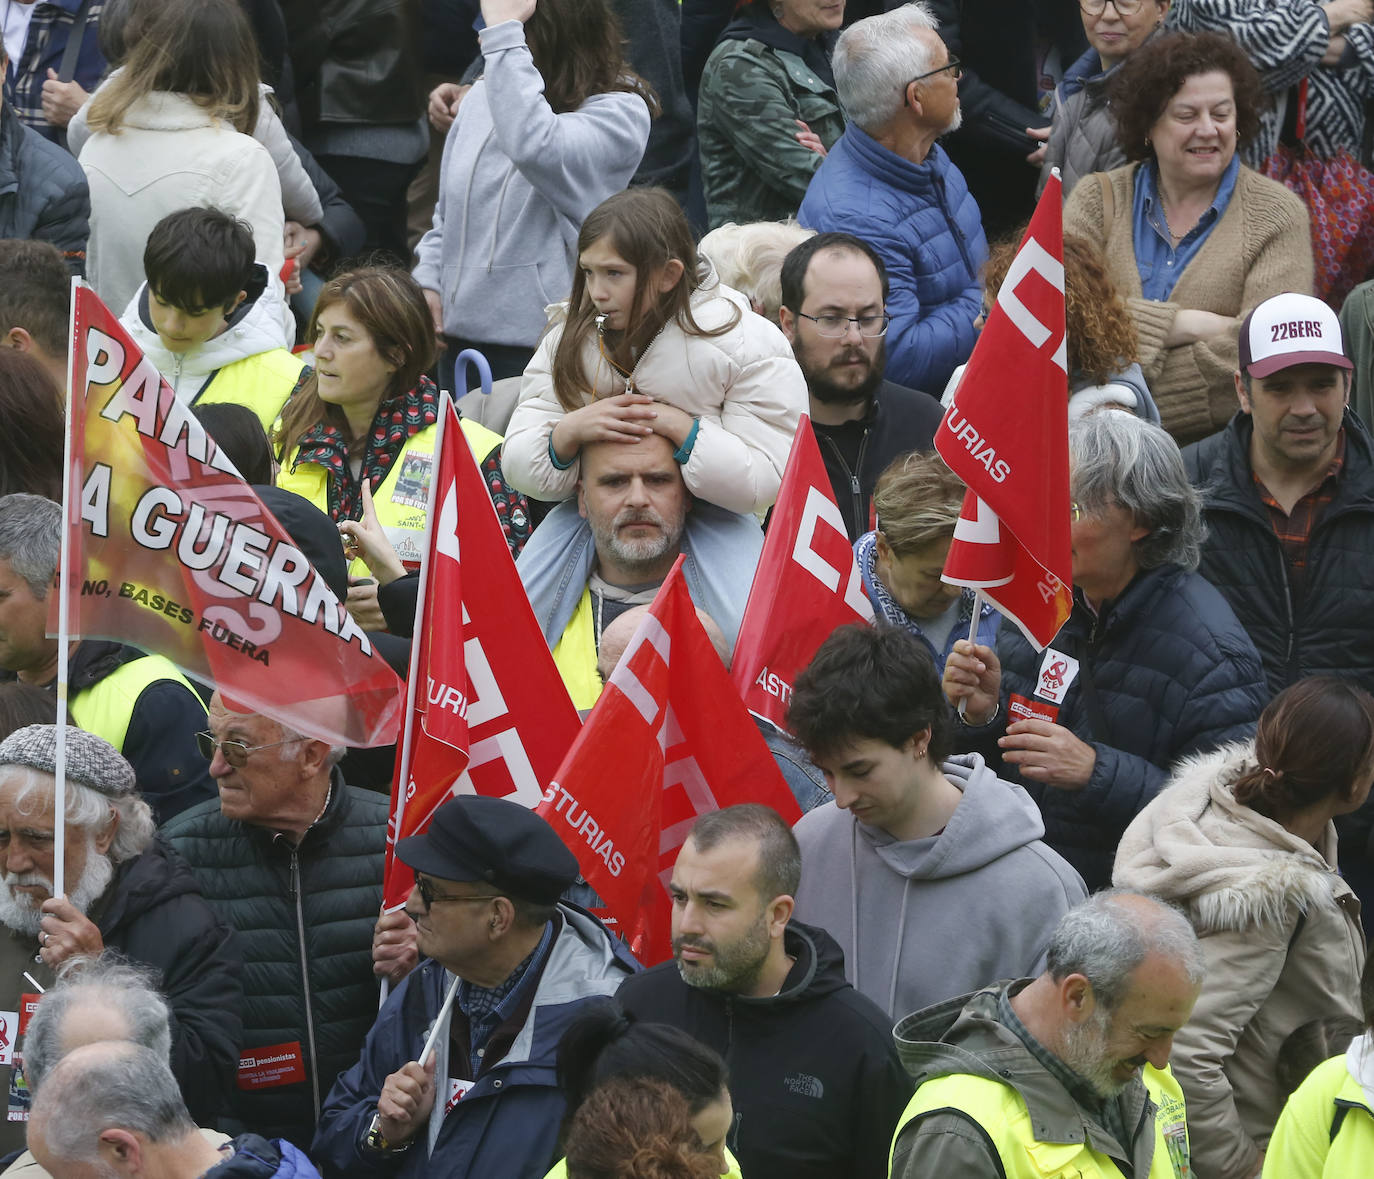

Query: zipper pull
[[851, 475, 861, 495]]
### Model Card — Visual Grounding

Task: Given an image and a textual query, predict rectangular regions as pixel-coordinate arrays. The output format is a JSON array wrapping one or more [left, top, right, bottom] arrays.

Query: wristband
[[673, 418, 701, 465], [548, 433, 575, 471], [955, 701, 1000, 728]]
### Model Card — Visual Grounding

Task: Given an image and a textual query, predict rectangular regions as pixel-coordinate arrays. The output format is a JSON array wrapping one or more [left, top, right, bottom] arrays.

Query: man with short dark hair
[[889, 890, 1203, 1179], [778, 232, 943, 539], [312, 795, 637, 1179], [615, 804, 912, 1179], [0, 238, 69, 389]]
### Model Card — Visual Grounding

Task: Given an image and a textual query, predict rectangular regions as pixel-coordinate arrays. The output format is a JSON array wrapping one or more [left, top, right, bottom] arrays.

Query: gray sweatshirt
[[793, 754, 1087, 1021], [412, 18, 652, 348]]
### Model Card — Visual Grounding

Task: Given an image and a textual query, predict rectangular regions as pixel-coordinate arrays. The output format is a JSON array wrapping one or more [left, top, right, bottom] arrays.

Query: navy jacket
[[799, 127, 986, 393], [959, 564, 1268, 890], [0, 100, 88, 274]]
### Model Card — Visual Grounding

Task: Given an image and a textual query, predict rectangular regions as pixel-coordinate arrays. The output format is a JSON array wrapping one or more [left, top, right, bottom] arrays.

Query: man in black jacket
[[616, 804, 912, 1179], [778, 233, 944, 541]]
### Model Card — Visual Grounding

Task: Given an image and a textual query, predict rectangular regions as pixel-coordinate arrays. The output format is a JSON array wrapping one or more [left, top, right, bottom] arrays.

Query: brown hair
[[1232, 677, 1374, 823], [984, 233, 1138, 386], [1110, 30, 1264, 162], [0, 350, 64, 500], [275, 267, 436, 457], [525, 0, 658, 116], [0, 240, 70, 360], [564, 1078, 721, 1179], [872, 450, 965, 556], [550, 188, 739, 413], [86, 0, 261, 135]]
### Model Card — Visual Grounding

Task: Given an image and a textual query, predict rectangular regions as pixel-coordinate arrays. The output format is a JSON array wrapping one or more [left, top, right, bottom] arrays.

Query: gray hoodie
[[792, 753, 1086, 1021], [412, 18, 652, 348]]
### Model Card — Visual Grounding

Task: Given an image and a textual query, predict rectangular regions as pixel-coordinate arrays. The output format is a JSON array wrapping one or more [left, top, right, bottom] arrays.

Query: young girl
[[502, 186, 806, 517]]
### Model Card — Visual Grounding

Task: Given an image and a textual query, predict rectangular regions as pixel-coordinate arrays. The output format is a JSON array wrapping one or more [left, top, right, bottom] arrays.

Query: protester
[[854, 453, 998, 671], [696, 0, 845, 229], [798, 3, 987, 394], [313, 795, 638, 1179], [192, 404, 276, 487], [1040, 0, 1172, 198], [787, 625, 1085, 1020], [697, 219, 814, 324], [616, 805, 913, 1179], [1063, 30, 1314, 444], [777, 232, 944, 541], [563, 1079, 721, 1179], [161, 691, 405, 1150], [414, 0, 655, 388], [0, 352, 63, 501], [122, 208, 306, 433], [0, 239, 70, 391], [0, 39, 89, 276], [0, 724, 241, 1138], [0, 0, 105, 143], [1114, 677, 1370, 1178], [28, 1042, 321, 1179], [547, 1003, 738, 1179], [0, 495, 214, 822], [890, 890, 1204, 1179], [76, 0, 286, 320], [943, 412, 1268, 889]]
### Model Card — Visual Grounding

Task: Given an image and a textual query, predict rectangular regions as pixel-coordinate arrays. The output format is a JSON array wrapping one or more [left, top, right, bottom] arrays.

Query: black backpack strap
[[57, 0, 96, 84]]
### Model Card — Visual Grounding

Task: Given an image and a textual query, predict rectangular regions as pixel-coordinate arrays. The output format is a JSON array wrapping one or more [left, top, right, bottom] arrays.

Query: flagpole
[[418, 974, 462, 1068], [956, 589, 984, 720]]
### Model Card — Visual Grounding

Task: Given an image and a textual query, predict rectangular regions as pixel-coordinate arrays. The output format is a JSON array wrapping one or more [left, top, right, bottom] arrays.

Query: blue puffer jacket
[[956, 563, 1268, 890], [798, 126, 986, 393], [0, 100, 89, 275]]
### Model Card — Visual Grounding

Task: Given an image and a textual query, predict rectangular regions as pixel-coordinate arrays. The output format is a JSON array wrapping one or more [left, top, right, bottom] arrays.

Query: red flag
[[62, 283, 402, 746], [538, 560, 802, 964], [384, 399, 582, 910], [935, 174, 1073, 649], [732, 416, 873, 727]]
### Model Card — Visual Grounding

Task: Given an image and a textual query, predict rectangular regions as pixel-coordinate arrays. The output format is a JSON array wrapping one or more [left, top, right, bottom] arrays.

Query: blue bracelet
[[549, 433, 575, 471], [673, 418, 701, 465]]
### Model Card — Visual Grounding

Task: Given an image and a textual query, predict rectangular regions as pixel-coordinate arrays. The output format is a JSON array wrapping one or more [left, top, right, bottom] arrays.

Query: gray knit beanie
[[0, 725, 136, 798]]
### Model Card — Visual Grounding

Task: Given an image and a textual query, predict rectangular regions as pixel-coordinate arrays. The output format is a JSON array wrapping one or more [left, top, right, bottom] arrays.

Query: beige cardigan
[[1064, 163, 1313, 445]]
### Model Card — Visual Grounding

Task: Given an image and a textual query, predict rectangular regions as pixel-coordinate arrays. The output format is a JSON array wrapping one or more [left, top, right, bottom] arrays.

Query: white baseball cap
[[1238, 292, 1351, 378]]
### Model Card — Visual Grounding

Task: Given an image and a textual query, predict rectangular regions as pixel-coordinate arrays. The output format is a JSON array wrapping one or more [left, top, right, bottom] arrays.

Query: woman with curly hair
[[564, 1079, 724, 1179], [1064, 30, 1313, 444]]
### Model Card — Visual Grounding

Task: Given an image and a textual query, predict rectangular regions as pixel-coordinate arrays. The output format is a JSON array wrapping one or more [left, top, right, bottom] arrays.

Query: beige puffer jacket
[[1114, 742, 1366, 1179]]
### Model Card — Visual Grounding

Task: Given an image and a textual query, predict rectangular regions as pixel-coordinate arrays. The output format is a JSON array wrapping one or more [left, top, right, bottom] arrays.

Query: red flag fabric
[[63, 283, 402, 746], [383, 399, 582, 910], [731, 416, 873, 727], [935, 174, 1073, 649], [538, 560, 801, 964]]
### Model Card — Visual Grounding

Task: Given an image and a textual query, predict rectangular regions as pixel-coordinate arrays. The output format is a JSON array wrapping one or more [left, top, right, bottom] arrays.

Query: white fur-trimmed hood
[[1113, 742, 1346, 934]]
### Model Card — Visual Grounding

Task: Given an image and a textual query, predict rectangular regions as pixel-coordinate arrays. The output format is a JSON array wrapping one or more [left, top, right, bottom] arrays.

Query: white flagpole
[[956, 589, 985, 720], [418, 974, 461, 1067]]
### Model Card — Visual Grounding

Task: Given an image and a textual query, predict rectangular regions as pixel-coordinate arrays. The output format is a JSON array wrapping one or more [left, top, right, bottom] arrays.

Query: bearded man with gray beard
[[0, 725, 240, 1148]]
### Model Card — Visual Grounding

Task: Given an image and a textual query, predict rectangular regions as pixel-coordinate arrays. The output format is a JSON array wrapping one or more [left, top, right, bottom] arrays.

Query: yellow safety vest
[[277, 416, 505, 579], [1262, 1052, 1374, 1179], [191, 348, 307, 435], [891, 1064, 1192, 1179], [67, 654, 200, 754], [551, 588, 603, 712], [543, 1146, 743, 1179]]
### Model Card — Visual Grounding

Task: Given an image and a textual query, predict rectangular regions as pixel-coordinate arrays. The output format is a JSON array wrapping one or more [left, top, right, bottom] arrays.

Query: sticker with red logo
[[1034, 648, 1079, 704], [237, 1041, 306, 1090], [445, 1076, 474, 1113], [17, 995, 40, 1038], [1009, 694, 1060, 726], [0, 1012, 15, 1068]]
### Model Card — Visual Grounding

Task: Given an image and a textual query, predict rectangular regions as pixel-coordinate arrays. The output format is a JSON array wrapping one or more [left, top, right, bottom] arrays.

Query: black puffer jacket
[[0, 100, 89, 275], [161, 776, 387, 1150], [959, 564, 1268, 890], [96, 836, 244, 1123]]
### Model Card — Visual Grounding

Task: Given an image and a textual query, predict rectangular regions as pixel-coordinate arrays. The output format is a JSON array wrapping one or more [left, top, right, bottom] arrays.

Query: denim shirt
[[1132, 154, 1240, 302]]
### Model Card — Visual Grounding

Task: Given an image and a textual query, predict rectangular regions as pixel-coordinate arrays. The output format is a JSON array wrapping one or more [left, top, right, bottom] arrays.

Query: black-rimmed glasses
[[795, 311, 891, 338], [413, 871, 500, 911], [1080, 0, 1146, 15], [906, 57, 963, 89]]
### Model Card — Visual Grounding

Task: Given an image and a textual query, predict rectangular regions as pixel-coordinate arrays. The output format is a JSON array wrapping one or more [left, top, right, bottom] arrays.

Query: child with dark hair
[[191, 402, 276, 485], [121, 206, 306, 432]]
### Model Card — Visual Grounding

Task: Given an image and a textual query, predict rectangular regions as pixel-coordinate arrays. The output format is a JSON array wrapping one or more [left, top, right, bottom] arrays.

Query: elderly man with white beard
[[0, 725, 241, 1150]]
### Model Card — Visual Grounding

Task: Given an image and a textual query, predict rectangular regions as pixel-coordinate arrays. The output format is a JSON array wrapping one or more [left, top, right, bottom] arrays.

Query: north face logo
[[784, 1073, 824, 1099]]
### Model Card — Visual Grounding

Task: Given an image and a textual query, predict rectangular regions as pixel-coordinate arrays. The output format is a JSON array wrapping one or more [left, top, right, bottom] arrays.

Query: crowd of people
[[5, 1, 1374, 1177]]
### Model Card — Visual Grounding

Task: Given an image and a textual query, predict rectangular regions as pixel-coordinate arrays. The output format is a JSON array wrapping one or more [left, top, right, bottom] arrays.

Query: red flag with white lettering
[[537, 560, 801, 964], [62, 283, 402, 746], [732, 416, 873, 728], [384, 399, 582, 911], [935, 174, 1073, 649]]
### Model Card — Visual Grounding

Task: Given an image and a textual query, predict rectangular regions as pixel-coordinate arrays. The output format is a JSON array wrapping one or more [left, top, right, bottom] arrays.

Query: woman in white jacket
[[1114, 676, 1373, 1179]]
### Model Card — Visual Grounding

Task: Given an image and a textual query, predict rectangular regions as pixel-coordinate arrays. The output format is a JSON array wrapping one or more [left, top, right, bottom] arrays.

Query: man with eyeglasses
[[161, 691, 411, 1153], [797, 4, 988, 396], [312, 794, 637, 1179], [778, 231, 944, 540]]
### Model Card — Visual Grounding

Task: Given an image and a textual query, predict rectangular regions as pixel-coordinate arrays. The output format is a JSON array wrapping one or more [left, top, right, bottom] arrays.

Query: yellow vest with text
[[191, 348, 307, 435], [67, 655, 200, 754], [551, 588, 603, 712], [890, 1064, 1192, 1179], [277, 417, 505, 579]]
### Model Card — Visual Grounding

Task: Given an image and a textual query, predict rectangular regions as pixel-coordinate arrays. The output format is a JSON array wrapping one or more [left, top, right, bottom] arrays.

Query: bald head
[[597, 606, 731, 684]]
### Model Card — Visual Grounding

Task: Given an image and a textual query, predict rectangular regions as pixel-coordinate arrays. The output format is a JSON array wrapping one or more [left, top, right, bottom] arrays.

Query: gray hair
[[277, 720, 346, 768], [698, 220, 815, 323], [4, 766, 156, 864], [0, 494, 60, 598], [1046, 889, 1205, 1011], [31, 1042, 196, 1162], [833, 2, 939, 133], [1069, 411, 1204, 571], [24, 956, 172, 1094]]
